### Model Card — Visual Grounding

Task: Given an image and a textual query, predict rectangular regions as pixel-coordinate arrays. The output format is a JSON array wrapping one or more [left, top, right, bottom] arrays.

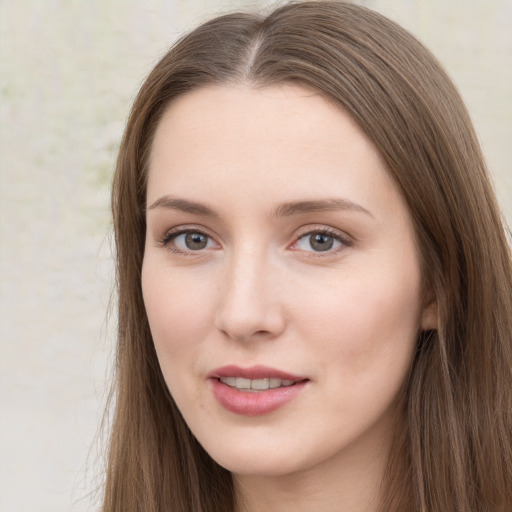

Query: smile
[[208, 365, 308, 415], [218, 377, 297, 391]]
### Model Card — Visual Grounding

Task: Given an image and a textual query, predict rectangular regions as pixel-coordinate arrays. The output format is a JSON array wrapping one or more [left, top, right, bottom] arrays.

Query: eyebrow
[[272, 198, 373, 218], [147, 196, 220, 218], [147, 195, 372, 219]]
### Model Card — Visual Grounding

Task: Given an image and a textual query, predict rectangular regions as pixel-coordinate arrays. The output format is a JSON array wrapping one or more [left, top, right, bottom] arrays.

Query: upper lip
[[207, 365, 307, 381]]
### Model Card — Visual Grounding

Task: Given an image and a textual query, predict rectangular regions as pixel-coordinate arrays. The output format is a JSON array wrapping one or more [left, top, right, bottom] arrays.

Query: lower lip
[[209, 379, 308, 416]]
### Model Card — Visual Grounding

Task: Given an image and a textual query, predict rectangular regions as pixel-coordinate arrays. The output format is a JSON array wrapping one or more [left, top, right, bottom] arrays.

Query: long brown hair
[[104, 2, 512, 511]]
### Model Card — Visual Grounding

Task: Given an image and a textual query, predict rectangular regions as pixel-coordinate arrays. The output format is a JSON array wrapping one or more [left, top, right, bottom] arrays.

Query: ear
[[421, 299, 438, 331]]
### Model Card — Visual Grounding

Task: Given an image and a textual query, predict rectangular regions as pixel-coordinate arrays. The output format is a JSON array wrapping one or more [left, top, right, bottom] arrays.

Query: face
[[142, 84, 435, 479]]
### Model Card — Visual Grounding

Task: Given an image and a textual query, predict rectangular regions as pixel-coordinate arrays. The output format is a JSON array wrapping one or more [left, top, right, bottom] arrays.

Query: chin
[[215, 454, 305, 478], [198, 431, 325, 478]]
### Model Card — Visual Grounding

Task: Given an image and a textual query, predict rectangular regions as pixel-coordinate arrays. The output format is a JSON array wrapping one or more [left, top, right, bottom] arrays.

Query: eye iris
[[185, 232, 208, 250], [310, 233, 333, 251]]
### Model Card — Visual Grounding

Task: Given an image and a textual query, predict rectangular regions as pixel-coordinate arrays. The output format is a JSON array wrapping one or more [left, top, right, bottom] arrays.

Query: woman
[[103, 2, 512, 511]]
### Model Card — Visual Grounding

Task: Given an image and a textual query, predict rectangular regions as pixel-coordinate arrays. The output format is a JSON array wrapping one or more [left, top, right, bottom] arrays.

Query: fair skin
[[142, 84, 436, 512]]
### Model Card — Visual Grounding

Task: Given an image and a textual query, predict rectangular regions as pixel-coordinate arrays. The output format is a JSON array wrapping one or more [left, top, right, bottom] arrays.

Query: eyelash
[[158, 226, 215, 254], [292, 227, 353, 256], [158, 226, 352, 256]]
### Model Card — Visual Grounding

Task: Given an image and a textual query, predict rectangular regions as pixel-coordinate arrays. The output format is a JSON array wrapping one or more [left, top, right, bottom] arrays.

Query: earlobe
[[421, 299, 438, 331]]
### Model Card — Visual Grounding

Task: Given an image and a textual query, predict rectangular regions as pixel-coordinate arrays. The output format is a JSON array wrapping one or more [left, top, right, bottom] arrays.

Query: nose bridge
[[216, 241, 284, 342]]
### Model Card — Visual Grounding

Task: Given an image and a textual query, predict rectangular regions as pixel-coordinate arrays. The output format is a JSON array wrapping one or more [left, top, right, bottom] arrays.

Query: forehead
[[147, 84, 400, 220]]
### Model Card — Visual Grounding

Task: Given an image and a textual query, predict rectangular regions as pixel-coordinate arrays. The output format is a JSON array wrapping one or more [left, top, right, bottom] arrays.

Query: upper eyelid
[[293, 225, 353, 242], [161, 224, 215, 238]]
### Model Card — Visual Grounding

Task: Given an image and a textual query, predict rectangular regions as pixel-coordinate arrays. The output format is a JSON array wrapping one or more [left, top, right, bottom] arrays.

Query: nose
[[215, 247, 286, 343]]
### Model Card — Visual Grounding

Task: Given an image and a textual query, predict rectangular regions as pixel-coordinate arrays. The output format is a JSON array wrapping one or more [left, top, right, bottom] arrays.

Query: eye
[[292, 229, 350, 253], [162, 229, 219, 253]]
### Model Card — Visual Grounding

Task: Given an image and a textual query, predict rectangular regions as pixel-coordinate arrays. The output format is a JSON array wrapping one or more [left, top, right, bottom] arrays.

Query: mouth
[[217, 376, 298, 392], [208, 365, 309, 415]]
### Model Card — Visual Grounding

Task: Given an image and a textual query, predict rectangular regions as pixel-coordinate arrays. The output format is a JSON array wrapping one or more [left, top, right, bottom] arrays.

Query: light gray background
[[1, 1, 511, 511]]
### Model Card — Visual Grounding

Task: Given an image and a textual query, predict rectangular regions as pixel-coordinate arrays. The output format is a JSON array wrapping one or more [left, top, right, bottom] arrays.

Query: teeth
[[236, 377, 251, 389], [220, 376, 236, 387], [219, 376, 297, 391], [251, 378, 269, 390], [269, 378, 281, 388]]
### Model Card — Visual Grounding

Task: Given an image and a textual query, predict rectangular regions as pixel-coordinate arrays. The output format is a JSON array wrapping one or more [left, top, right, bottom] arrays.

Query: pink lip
[[208, 365, 305, 381], [208, 365, 309, 416]]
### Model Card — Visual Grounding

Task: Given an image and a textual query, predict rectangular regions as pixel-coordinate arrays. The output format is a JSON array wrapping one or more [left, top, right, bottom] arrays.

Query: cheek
[[294, 262, 422, 381], [141, 261, 223, 426], [141, 259, 216, 373]]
